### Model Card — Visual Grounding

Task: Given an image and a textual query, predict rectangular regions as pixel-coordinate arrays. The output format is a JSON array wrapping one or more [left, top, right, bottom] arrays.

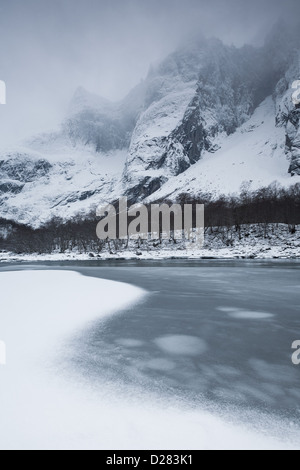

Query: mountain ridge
[[0, 26, 300, 227]]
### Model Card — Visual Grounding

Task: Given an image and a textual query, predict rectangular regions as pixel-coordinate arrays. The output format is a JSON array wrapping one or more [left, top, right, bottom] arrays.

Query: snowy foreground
[[0, 271, 298, 450]]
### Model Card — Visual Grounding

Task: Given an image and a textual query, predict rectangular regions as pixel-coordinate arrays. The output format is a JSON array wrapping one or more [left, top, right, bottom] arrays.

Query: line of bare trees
[[176, 182, 300, 236], [0, 182, 299, 254]]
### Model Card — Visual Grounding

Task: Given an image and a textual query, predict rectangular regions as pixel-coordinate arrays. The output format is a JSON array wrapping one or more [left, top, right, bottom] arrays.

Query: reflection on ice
[[229, 311, 274, 320], [217, 307, 274, 319]]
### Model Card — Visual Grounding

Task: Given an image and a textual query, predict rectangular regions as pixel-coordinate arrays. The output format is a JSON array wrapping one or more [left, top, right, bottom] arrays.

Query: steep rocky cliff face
[[274, 51, 300, 176], [0, 26, 299, 227], [123, 29, 300, 199], [286, 106, 300, 176]]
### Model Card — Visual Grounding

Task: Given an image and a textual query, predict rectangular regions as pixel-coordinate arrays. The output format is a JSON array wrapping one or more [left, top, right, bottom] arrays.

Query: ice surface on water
[[145, 359, 176, 371], [154, 335, 207, 356], [217, 307, 274, 319], [115, 338, 144, 347], [249, 360, 296, 383], [1, 265, 299, 450]]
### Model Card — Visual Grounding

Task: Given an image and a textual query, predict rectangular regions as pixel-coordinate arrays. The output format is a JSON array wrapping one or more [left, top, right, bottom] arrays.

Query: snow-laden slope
[[122, 31, 300, 201], [145, 97, 300, 201], [0, 144, 125, 227], [122, 37, 279, 200]]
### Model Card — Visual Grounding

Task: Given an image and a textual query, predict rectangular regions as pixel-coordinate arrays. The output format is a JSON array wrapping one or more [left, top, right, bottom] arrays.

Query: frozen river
[[2, 260, 299, 424]]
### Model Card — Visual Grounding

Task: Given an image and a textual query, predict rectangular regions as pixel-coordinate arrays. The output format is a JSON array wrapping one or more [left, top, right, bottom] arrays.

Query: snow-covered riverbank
[[0, 224, 299, 262]]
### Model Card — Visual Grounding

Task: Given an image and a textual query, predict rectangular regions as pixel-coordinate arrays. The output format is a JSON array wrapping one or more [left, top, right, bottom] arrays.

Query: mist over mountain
[[0, 20, 299, 228]]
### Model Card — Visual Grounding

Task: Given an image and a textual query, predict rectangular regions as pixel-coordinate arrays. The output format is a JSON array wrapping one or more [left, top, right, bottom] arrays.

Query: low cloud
[[0, 0, 298, 145]]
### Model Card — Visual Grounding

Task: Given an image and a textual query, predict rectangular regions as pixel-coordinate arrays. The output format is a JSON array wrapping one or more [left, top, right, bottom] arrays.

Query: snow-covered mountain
[[0, 25, 300, 227]]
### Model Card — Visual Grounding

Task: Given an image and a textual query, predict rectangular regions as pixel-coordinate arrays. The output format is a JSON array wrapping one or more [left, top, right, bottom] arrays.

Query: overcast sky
[[0, 0, 299, 145]]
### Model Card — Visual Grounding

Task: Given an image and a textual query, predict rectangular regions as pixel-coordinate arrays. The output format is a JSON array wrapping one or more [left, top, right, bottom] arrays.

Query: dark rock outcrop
[[286, 107, 300, 175]]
